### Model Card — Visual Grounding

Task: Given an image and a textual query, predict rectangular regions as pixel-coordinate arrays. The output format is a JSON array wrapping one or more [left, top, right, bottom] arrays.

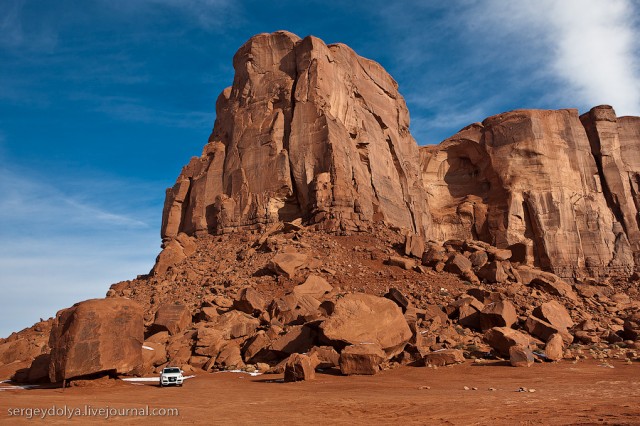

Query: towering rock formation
[[162, 31, 430, 238], [580, 106, 640, 264], [159, 31, 639, 280], [421, 108, 637, 279]]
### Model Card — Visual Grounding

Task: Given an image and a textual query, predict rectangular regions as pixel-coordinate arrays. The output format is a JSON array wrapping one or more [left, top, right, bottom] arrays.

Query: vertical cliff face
[[161, 31, 430, 238], [421, 107, 637, 279], [580, 106, 640, 264]]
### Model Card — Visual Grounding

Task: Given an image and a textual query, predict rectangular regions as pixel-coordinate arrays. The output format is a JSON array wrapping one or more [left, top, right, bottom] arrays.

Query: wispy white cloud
[[90, 96, 214, 128], [0, 0, 58, 51], [479, 0, 640, 116], [0, 167, 152, 230], [0, 165, 161, 337]]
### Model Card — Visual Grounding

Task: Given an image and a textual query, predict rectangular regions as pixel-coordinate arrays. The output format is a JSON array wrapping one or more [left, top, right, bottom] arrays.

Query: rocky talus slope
[[0, 31, 638, 384]]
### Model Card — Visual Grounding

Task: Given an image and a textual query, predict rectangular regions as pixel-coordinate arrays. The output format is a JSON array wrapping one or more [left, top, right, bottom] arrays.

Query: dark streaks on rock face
[[422, 107, 639, 279], [162, 31, 430, 240]]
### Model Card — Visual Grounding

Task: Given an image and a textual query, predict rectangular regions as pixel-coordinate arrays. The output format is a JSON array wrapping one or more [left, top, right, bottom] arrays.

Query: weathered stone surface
[[233, 288, 267, 316], [581, 105, 640, 266], [284, 353, 315, 382], [49, 298, 143, 382], [529, 277, 578, 302], [270, 325, 316, 355], [404, 233, 425, 258], [420, 108, 636, 279], [320, 293, 412, 357], [476, 261, 509, 284], [152, 233, 196, 275], [532, 301, 574, 330], [479, 300, 517, 331], [525, 316, 573, 345], [444, 253, 472, 275], [268, 253, 309, 278], [545, 333, 564, 362], [210, 311, 260, 340], [423, 349, 465, 366], [484, 327, 531, 358], [339, 343, 386, 375], [161, 31, 430, 239], [152, 303, 192, 335], [142, 342, 167, 368], [387, 256, 416, 270], [293, 275, 333, 299], [307, 346, 340, 369], [26, 354, 50, 383], [509, 345, 534, 367], [384, 288, 410, 313]]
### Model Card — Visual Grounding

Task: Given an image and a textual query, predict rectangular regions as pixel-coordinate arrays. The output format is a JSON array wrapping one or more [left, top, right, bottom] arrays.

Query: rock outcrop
[[48, 298, 144, 382], [421, 107, 638, 279], [161, 31, 430, 241]]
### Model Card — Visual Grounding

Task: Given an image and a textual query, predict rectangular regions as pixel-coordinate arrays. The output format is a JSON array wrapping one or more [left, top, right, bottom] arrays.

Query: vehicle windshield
[[163, 368, 181, 374]]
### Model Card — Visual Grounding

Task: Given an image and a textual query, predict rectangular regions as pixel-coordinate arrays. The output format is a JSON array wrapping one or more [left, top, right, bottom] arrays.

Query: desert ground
[[1, 359, 638, 425]]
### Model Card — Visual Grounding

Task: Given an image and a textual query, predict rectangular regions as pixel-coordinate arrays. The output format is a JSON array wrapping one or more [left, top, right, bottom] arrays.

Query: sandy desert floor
[[1, 359, 638, 425]]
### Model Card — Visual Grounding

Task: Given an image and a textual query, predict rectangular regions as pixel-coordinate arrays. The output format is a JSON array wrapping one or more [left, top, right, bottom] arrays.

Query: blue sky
[[1, 0, 639, 337]]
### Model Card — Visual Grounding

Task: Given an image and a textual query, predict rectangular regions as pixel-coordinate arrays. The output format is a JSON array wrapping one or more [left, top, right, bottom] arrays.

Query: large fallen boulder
[[151, 303, 192, 335], [293, 275, 333, 299], [284, 353, 316, 382], [478, 300, 517, 331], [423, 349, 465, 367], [339, 343, 386, 375], [48, 298, 143, 382], [268, 253, 309, 278], [483, 327, 532, 358], [532, 301, 574, 330], [320, 293, 412, 357]]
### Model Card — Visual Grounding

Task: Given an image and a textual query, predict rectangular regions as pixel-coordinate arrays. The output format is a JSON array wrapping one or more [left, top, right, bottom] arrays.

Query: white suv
[[159, 367, 184, 387]]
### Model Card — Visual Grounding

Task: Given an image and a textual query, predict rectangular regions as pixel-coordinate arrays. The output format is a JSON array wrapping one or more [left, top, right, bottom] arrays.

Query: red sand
[[1, 359, 638, 425]]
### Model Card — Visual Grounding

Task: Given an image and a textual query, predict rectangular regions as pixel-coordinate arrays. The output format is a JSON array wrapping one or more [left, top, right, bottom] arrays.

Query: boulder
[[233, 288, 267, 316], [284, 353, 315, 382], [532, 301, 574, 330], [423, 349, 465, 367], [339, 343, 386, 375], [152, 303, 192, 335], [152, 233, 196, 275], [529, 277, 578, 302], [26, 354, 50, 383], [320, 293, 412, 357], [476, 261, 509, 283], [210, 311, 260, 340], [194, 328, 226, 357], [469, 250, 488, 268], [387, 256, 416, 270], [525, 316, 573, 345], [48, 298, 143, 382], [444, 253, 472, 275], [479, 300, 517, 331], [270, 325, 316, 355], [307, 346, 340, 369], [404, 234, 425, 258], [242, 331, 273, 363], [293, 275, 333, 299], [421, 243, 447, 266], [384, 288, 410, 313], [509, 345, 534, 367], [545, 333, 564, 362], [268, 253, 309, 278], [142, 342, 167, 368], [483, 327, 531, 358]]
